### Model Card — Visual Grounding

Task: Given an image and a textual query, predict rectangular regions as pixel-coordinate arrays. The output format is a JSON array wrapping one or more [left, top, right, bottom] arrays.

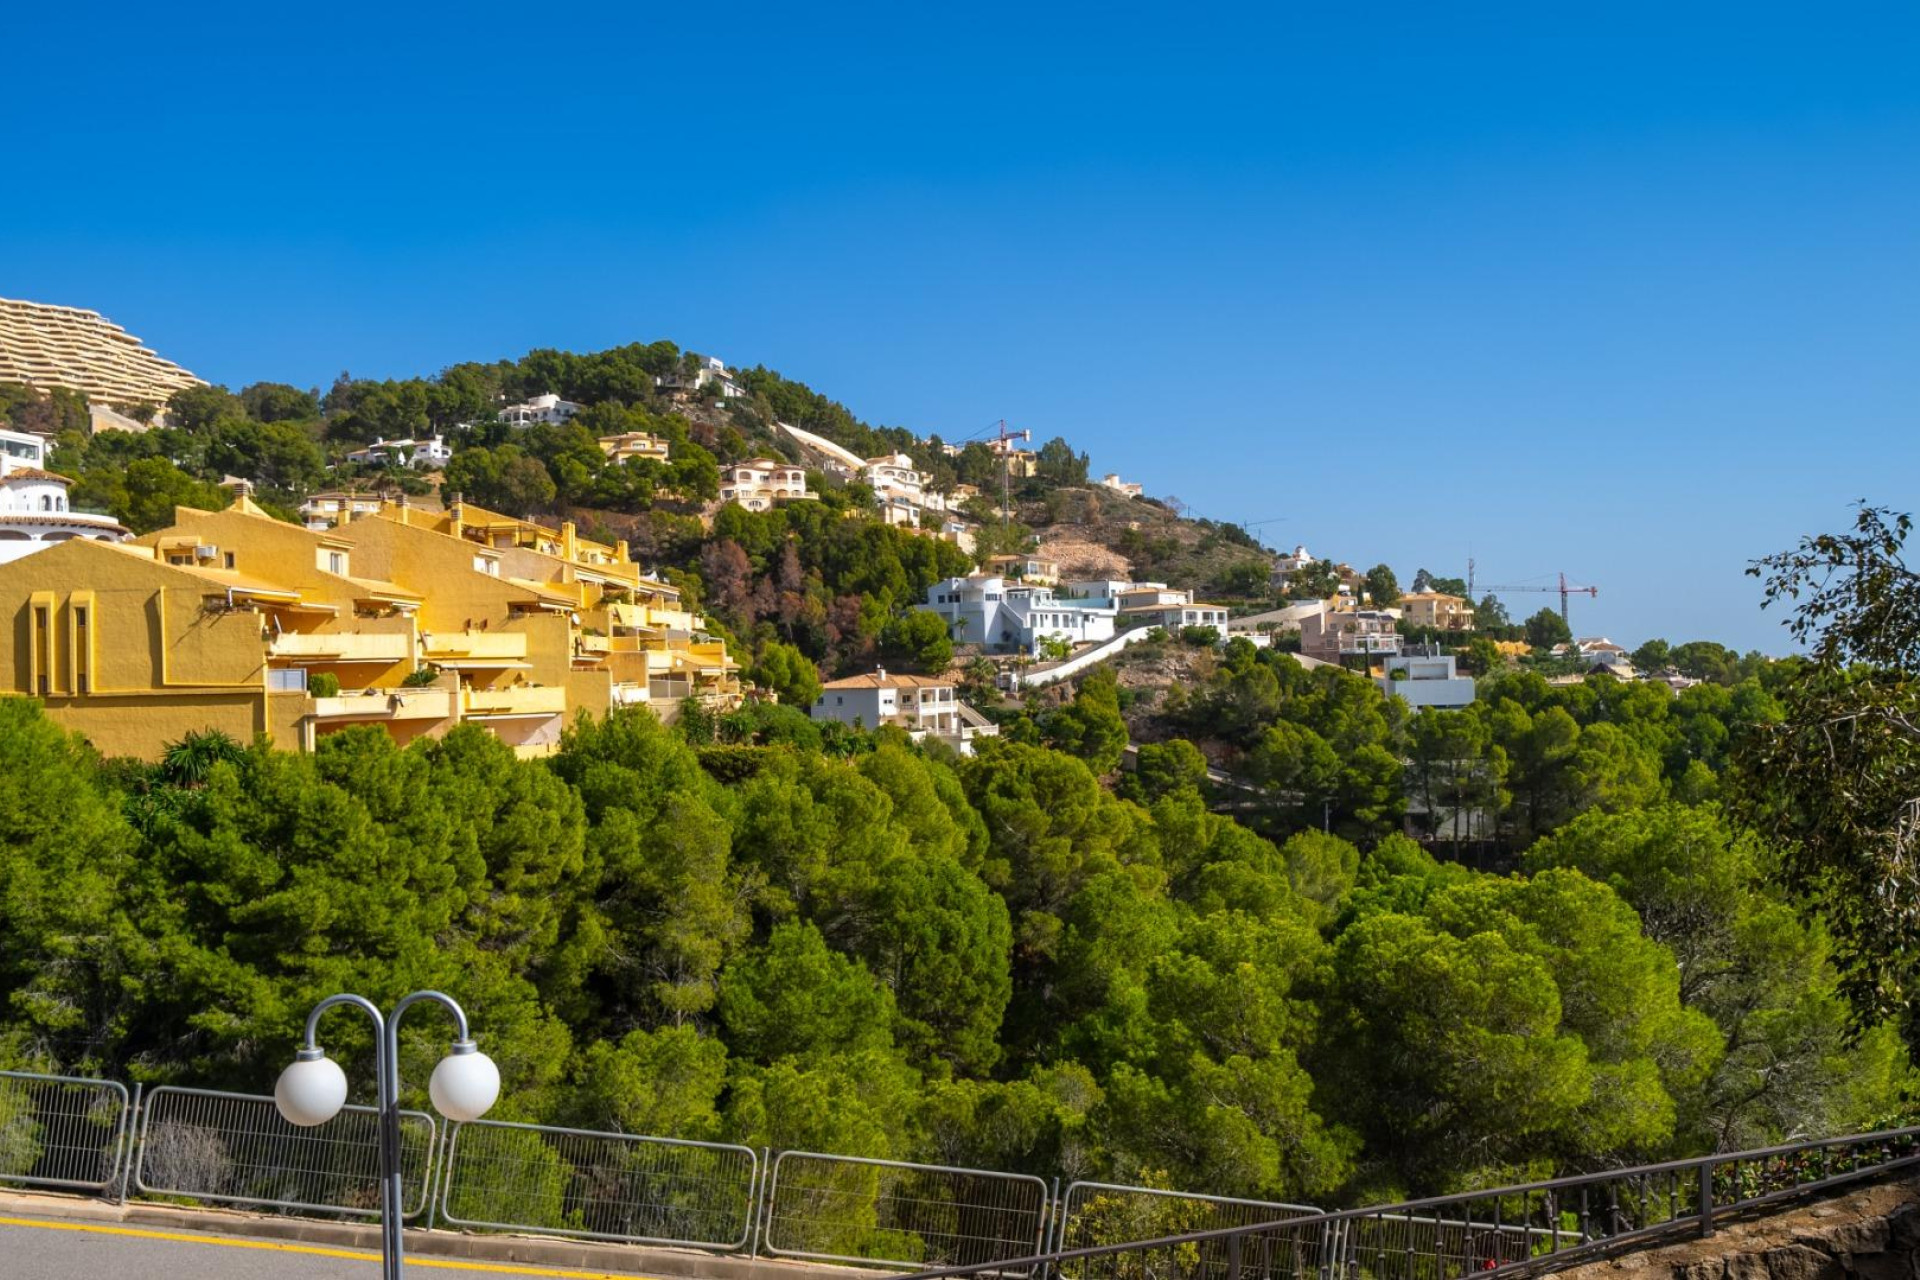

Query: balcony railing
[[310, 688, 455, 721], [268, 632, 411, 663], [422, 630, 527, 660], [461, 685, 565, 717]]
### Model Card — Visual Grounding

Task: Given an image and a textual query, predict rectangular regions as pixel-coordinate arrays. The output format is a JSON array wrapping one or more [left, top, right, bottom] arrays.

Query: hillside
[[1015, 485, 1275, 601]]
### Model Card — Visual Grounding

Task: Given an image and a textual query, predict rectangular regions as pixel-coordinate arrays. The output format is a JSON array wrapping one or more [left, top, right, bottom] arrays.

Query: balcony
[[422, 630, 528, 662], [461, 685, 566, 718], [310, 687, 454, 722], [269, 631, 411, 663]]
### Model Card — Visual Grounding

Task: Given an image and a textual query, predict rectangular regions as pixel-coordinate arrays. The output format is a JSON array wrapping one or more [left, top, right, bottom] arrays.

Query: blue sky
[[7, 3, 1918, 652]]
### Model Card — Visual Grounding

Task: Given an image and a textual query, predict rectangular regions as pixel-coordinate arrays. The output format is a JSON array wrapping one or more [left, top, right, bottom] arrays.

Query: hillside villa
[[0, 427, 129, 563], [598, 432, 671, 464], [810, 668, 998, 755], [497, 392, 581, 428], [1300, 608, 1402, 663], [719, 458, 811, 510], [1377, 651, 1476, 708], [1396, 591, 1475, 631]]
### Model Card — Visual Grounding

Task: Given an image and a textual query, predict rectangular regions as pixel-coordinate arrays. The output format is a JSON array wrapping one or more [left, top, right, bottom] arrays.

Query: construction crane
[[1472, 570, 1599, 627]]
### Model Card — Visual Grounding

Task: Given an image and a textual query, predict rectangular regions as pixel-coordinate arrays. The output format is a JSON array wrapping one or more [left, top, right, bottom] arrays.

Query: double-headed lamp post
[[273, 991, 499, 1278]]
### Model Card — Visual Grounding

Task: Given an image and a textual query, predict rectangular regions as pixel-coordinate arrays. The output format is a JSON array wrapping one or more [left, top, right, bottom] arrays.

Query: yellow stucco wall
[[0, 540, 278, 759]]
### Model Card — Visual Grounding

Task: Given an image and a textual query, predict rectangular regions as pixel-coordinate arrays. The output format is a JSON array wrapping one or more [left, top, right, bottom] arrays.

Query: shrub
[[308, 672, 342, 698]]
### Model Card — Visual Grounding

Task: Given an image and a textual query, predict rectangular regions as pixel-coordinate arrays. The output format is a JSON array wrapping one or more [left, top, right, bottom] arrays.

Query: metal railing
[[12, 1066, 1917, 1280], [1055, 1182, 1319, 1256], [898, 1126, 1920, 1280], [0, 1070, 131, 1194], [132, 1086, 437, 1219], [762, 1151, 1051, 1271], [438, 1119, 759, 1250]]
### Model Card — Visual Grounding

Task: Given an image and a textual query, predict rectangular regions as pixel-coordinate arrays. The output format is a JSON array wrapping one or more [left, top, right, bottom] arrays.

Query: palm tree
[[158, 729, 246, 788]]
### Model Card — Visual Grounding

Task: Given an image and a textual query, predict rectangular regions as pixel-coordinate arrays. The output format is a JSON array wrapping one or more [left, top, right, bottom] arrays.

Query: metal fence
[[438, 1119, 758, 1249], [0, 1070, 131, 1194], [1057, 1182, 1320, 1254], [1334, 1210, 1585, 1280], [132, 1086, 437, 1219], [898, 1126, 1920, 1280], [1053, 1182, 1326, 1280], [762, 1150, 1051, 1271], [13, 1065, 1920, 1280]]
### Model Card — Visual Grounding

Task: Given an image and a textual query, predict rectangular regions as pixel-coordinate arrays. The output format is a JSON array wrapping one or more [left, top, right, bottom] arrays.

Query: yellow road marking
[[0, 1215, 650, 1277]]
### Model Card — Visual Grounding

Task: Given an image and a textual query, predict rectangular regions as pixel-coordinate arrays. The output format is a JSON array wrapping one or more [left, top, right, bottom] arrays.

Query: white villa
[[347, 435, 452, 468], [865, 454, 947, 529], [1270, 544, 1317, 587], [299, 491, 387, 530], [0, 428, 128, 563], [658, 355, 745, 400], [1377, 651, 1476, 709], [498, 393, 581, 428], [1098, 473, 1143, 499], [922, 575, 1120, 655], [719, 458, 812, 511], [810, 668, 999, 755]]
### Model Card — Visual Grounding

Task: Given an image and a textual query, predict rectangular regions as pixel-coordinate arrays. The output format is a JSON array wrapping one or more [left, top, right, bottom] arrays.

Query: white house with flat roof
[[921, 575, 1119, 655], [1378, 652, 1476, 709], [348, 436, 451, 468], [498, 393, 581, 428]]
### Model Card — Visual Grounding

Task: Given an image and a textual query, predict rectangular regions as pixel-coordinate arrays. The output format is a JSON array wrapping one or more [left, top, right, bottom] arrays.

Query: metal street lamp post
[[273, 991, 499, 1278]]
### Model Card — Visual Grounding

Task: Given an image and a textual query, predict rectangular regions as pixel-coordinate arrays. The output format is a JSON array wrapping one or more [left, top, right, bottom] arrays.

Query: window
[[224, 552, 236, 569], [72, 605, 89, 694], [328, 551, 346, 574], [34, 604, 51, 694]]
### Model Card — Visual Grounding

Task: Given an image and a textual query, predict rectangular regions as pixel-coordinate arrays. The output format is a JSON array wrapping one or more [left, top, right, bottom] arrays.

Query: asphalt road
[[0, 1215, 650, 1279]]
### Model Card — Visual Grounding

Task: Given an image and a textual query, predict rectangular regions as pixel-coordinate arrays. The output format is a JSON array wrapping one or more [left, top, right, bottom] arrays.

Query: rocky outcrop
[[1561, 1179, 1920, 1280]]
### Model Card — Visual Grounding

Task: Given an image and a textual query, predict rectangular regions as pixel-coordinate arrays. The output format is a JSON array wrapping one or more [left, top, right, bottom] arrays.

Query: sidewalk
[[0, 1188, 877, 1280]]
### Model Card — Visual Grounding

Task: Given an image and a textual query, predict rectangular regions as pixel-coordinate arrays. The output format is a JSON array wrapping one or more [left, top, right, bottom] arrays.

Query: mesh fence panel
[[0, 1071, 130, 1193], [133, 1086, 436, 1218], [1342, 1210, 1585, 1280], [763, 1151, 1051, 1271], [1059, 1182, 1319, 1252], [438, 1120, 758, 1249]]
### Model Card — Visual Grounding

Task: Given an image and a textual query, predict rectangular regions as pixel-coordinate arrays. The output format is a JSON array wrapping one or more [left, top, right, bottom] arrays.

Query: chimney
[[447, 493, 464, 539], [874, 665, 886, 681], [616, 538, 630, 563], [561, 520, 578, 561]]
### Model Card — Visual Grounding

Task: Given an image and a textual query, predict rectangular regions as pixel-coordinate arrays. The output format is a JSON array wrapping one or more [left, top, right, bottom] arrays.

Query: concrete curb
[[0, 1189, 883, 1279]]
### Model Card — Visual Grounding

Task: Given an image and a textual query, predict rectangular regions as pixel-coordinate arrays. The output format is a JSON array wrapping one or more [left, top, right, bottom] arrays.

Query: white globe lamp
[[274, 1049, 349, 1127], [428, 1041, 499, 1123]]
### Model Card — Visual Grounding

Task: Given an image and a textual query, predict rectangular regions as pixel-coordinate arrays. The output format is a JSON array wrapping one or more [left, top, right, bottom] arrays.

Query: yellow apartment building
[[0, 494, 741, 761]]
